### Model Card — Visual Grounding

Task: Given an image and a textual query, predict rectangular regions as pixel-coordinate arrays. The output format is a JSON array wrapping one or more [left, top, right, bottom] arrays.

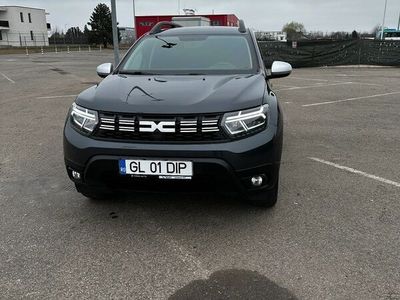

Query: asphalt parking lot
[[1, 51, 399, 299]]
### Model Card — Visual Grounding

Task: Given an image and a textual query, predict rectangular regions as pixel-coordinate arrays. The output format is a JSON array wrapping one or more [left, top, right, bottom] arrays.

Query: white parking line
[[350, 82, 384, 87], [36, 95, 77, 99], [309, 157, 400, 188], [290, 76, 342, 83], [302, 91, 400, 107], [275, 81, 353, 91], [0, 72, 16, 84], [273, 84, 299, 89], [292, 76, 385, 87]]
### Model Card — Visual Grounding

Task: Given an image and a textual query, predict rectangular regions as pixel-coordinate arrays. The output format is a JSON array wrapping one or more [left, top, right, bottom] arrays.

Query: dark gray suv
[[63, 20, 292, 207]]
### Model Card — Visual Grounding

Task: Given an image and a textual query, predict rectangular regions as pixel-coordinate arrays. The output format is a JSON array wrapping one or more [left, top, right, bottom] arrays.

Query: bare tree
[[282, 21, 306, 40]]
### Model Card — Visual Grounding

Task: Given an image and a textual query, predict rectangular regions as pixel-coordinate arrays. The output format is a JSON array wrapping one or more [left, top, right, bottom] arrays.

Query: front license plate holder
[[119, 159, 193, 180]]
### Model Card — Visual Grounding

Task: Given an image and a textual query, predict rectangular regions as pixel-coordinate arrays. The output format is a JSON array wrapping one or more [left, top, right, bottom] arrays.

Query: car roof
[[156, 26, 248, 36]]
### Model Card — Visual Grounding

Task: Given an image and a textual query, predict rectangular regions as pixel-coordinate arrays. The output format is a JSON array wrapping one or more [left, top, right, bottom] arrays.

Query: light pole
[[397, 11, 400, 30], [111, 0, 120, 65], [381, 0, 388, 40], [133, 0, 137, 41]]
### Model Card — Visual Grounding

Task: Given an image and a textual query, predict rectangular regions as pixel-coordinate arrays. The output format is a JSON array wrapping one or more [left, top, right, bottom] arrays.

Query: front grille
[[93, 112, 228, 143]]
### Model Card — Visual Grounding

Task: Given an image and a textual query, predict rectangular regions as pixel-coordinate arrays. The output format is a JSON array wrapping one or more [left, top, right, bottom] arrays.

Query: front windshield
[[119, 34, 258, 75]]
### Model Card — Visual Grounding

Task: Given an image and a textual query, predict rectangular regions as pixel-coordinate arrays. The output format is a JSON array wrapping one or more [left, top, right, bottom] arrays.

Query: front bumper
[[63, 121, 283, 193]]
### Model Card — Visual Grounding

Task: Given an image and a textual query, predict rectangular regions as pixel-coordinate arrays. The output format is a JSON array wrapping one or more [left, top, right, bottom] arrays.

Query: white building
[[0, 6, 50, 47], [255, 31, 287, 42]]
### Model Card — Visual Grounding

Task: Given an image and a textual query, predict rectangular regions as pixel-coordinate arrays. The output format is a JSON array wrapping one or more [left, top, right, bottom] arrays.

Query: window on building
[[20, 12, 24, 22], [0, 31, 2, 41], [30, 31, 34, 41], [28, 13, 32, 23]]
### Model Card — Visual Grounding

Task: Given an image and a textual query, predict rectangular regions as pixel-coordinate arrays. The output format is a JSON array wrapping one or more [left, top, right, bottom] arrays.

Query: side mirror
[[96, 63, 113, 78], [270, 61, 292, 79]]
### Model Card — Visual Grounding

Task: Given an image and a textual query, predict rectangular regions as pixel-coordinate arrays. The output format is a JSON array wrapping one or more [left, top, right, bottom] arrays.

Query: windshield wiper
[[118, 70, 159, 75], [155, 36, 177, 48]]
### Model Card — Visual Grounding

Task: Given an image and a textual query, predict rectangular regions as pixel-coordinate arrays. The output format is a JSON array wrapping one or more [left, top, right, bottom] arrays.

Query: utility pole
[[111, 0, 120, 65], [178, 0, 181, 15], [397, 11, 400, 30], [381, 0, 388, 40], [133, 0, 137, 41]]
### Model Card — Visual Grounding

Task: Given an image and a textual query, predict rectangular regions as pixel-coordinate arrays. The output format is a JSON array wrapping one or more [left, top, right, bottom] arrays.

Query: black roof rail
[[238, 19, 246, 33], [149, 21, 182, 35]]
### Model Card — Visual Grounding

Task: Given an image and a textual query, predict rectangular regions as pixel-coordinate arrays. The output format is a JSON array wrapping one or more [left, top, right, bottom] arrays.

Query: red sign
[[135, 14, 240, 39]]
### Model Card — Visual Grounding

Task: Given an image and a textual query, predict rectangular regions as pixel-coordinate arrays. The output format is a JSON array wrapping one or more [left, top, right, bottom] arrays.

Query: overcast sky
[[1, 0, 400, 33]]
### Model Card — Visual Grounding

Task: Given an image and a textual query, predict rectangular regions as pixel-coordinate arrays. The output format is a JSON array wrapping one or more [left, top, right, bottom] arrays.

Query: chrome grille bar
[[119, 127, 135, 132], [99, 125, 115, 131], [96, 113, 224, 141]]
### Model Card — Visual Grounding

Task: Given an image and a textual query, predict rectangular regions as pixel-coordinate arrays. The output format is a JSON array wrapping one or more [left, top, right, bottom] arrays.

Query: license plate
[[119, 159, 193, 179]]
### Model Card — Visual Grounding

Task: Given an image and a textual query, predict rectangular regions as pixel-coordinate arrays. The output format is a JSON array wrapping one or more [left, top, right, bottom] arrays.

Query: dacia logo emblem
[[139, 121, 175, 133]]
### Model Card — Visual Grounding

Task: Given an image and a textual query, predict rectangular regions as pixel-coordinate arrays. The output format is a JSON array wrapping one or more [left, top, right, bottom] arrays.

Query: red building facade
[[135, 14, 239, 39]]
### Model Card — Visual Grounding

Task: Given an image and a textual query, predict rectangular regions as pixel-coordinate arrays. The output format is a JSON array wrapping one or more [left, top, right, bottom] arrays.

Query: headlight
[[70, 102, 98, 134], [222, 104, 269, 136]]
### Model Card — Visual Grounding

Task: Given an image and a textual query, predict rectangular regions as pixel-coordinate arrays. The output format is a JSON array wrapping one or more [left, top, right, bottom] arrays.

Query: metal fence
[[0, 44, 104, 56], [0, 31, 97, 47], [2, 33, 400, 67], [0, 31, 49, 47], [0, 31, 131, 49], [48, 35, 89, 46], [259, 40, 400, 67], [0, 30, 113, 55]]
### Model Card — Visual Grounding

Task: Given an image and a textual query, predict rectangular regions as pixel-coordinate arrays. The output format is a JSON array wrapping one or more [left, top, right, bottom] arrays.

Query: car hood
[[76, 73, 266, 114]]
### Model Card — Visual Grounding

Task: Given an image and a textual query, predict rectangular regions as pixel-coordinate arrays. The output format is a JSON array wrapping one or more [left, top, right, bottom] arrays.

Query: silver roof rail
[[149, 21, 182, 35], [238, 20, 246, 33]]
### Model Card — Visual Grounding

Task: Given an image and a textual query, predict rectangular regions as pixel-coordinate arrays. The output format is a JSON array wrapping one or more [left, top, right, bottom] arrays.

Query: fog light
[[251, 176, 263, 187], [72, 171, 81, 180]]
